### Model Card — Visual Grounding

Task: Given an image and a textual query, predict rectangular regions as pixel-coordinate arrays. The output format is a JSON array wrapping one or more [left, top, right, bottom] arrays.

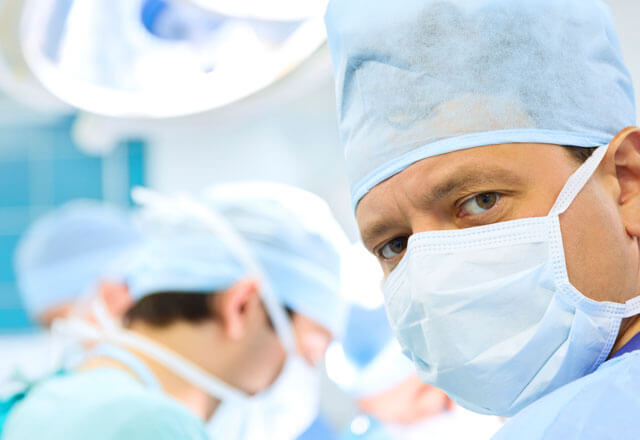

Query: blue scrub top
[[297, 414, 340, 440], [494, 348, 640, 439], [609, 332, 640, 361], [1, 367, 210, 440]]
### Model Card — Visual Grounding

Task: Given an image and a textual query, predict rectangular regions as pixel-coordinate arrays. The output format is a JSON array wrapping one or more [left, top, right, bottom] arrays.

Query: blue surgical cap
[[126, 182, 349, 336], [14, 201, 140, 318], [343, 306, 394, 369], [327, 305, 416, 398], [325, 0, 637, 206]]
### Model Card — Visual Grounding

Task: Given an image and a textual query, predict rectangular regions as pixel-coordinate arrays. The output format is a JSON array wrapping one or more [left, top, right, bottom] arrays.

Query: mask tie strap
[[623, 296, 640, 318], [548, 144, 608, 217], [100, 325, 248, 402], [91, 299, 249, 402], [90, 343, 163, 391], [53, 301, 249, 403]]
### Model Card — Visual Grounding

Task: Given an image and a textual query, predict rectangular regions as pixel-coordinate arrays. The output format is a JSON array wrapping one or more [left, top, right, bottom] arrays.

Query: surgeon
[[14, 200, 140, 326], [2, 201, 141, 433], [1, 182, 348, 440], [325, 0, 640, 438]]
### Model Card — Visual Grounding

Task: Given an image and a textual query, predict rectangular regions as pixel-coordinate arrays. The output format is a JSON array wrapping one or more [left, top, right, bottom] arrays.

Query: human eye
[[376, 236, 409, 260], [459, 192, 500, 217]]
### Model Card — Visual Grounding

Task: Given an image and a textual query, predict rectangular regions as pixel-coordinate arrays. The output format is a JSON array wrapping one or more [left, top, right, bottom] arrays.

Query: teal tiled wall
[[0, 117, 146, 330]]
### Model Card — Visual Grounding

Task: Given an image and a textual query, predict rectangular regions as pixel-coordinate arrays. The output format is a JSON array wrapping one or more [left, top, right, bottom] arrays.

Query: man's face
[[290, 312, 332, 366], [229, 311, 331, 395], [359, 374, 452, 424], [357, 143, 640, 305], [232, 301, 287, 394]]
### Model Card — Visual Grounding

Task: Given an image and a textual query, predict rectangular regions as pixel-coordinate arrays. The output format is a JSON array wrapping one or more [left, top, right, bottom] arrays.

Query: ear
[[609, 127, 640, 237], [99, 282, 133, 318], [217, 278, 262, 340]]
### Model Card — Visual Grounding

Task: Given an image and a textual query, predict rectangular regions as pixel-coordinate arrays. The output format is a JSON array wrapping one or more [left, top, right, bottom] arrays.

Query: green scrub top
[[1, 367, 210, 440]]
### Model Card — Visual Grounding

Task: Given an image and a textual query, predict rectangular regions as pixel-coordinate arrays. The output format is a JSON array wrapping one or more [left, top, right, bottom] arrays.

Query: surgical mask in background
[[207, 354, 321, 440], [383, 144, 640, 416]]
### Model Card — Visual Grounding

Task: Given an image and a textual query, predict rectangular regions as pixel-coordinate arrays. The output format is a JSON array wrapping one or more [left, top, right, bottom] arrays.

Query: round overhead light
[[20, 0, 327, 118], [0, 0, 70, 113], [185, 0, 328, 22]]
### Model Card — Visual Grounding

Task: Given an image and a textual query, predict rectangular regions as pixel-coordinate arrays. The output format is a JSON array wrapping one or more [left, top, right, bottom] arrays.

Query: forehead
[[355, 143, 574, 239]]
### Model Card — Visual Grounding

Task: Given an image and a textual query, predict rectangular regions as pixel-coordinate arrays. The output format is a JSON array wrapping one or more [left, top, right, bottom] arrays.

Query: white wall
[[607, 0, 640, 112], [68, 1, 640, 244], [145, 64, 358, 239], [122, 45, 362, 240]]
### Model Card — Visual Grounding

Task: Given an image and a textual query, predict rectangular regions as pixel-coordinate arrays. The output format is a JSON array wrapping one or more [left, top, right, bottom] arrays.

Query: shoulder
[[494, 352, 640, 440], [4, 369, 209, 440], [109, 395, 209, 440], [79, 370, 209, 440]]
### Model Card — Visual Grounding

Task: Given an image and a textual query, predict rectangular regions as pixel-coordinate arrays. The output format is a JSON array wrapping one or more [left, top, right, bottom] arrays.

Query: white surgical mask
[[207, 354, 320, 440], [383, 144, 640, 416]]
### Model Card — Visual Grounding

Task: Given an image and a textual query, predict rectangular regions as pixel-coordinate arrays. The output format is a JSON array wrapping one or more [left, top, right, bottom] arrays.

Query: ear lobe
[[611, 127, 640, 237], [218, 278, 261, 340]]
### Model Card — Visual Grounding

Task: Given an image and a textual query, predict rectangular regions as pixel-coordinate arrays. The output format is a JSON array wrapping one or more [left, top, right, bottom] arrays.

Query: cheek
[[242, 322, 286, 392], [561, 184, 638, 302], [292, 317, 332, 365], [255, 332, 287, 389]]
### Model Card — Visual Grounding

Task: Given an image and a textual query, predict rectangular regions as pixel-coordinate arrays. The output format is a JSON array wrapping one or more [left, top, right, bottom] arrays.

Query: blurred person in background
[[0, 201, 140, 382], [14, 200, 140, 327], [1, 182, 349, 440], [1, 200, 140, 432]]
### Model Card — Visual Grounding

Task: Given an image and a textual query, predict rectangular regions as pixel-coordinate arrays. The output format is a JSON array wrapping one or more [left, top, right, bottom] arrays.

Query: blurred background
[[0, 0, 638, 435], [0, 0, 360, 334]]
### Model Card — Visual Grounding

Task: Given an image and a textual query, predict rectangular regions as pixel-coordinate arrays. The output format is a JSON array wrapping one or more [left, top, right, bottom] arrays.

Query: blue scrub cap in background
[[325, 0, 636, 206], [204, 182, 350, 337], [326, 305, 416, 398], [14, 201, 140, 318], [124, 222, 249, 303], [127, 182, 349, 336]]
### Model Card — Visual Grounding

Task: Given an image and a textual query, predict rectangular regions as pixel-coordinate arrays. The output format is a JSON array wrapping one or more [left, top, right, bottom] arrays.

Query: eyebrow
[[422, 166, 524, 206], [360, 166, 524, 248], [360, 219, 400, 252]]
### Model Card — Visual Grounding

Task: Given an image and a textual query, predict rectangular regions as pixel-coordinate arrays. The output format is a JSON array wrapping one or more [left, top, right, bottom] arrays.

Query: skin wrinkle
[[420, 167, 524, 207]]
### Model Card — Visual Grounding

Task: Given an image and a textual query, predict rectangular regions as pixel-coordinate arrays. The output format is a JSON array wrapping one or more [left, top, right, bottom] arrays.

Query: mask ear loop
[[52, 301, 249, 402], [49, 242, 141, 371], [548, 144, 608, 216], [131, 187, 297, 355], [544, 145, 640, 318], [93, 299, 249, 401], [47, 285, 102, 372]]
